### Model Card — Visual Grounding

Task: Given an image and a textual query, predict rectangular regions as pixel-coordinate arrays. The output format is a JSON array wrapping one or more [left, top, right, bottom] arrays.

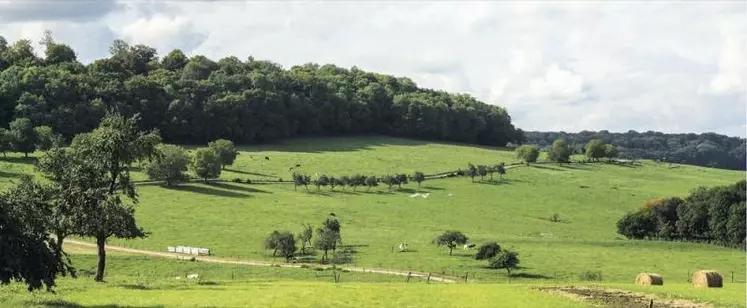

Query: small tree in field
[[297, 224, 313, 254], [191, 148, 221, 183], [0, 128, 13, 157], [434, 231, 468, 255], [145, 144, 190, 186], [314, 175, 329, 191], [584, 139, 606, 161], [339, 176, 351, 190], [604, 144, 618, 161], [264, 230, 296, 261], [475, 242, 501, 260], [515, 145, 539, 164], [293, 173, 310, 191], [488, 250, 520, 276], [329, 177, 340, 190], [548, 139, 571, 164], [467, 163, 478, 183], [208, 139, 238, 169], [381, 175, 395, 190], [411, 171, 425, 187], [350, 174, 364, 191], [477, 165, 488, 181], [365, 176, 378, 191], [496, 163, 506, 180], [395, 173, 408, 188]]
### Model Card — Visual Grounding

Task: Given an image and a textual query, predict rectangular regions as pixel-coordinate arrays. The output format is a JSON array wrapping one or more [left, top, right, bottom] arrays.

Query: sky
[[0, 1, 745, 137]]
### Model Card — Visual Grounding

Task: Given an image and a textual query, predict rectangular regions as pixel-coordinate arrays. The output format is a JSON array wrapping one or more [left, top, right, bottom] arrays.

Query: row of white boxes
[[168, 246, 210, 255]]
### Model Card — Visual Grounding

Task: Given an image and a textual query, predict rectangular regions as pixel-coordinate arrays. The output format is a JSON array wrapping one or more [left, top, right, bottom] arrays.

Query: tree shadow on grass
[[0, 169, 24, 179], [164, 184, 249, 198], [0, 156, 38, 165], [477, 179, 521, 186], [558, 164, 594, 171], [510, 272, 554, 280], [531, 165, 567, 172], [224, 168, 275, 177], [257, 136, 431, 153], [210, 182, 272, 194], [421, 186, 445, 191], [38, 299, 164, 308]]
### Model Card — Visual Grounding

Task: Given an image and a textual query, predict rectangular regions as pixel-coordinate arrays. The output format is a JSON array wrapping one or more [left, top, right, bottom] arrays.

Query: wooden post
[[406, 272, 412, 283], [464, 272, 468, 283], [731, 271, 734, 283], [427, 273, 431, 284], [649, 299, 653, 308]]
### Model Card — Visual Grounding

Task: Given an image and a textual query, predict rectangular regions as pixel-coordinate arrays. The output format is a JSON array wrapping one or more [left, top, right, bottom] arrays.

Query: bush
[[550, 213, 561, 223], [244, 179, 252, 184], [579, 270, 603, 281], [475, 242, 501, 260], [232, 178, 243, 183]]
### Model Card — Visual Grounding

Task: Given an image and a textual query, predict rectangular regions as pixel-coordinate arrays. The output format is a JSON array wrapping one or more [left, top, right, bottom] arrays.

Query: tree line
[[523, 130, 745, 170], [616, 180, 746, 249], [265, 215, 343, 264], [0, 34, 521, 148]]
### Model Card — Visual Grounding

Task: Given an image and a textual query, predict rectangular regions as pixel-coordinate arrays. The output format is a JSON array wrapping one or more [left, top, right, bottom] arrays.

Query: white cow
[[463, 243, 476, 250], [398, 243, 409, 252], [187, 273, 200, 280]]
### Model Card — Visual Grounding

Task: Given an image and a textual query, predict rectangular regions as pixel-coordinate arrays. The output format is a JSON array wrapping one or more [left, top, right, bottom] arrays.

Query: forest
[[0, 34, 743, 170], [524, 131, 746, 170], [0, 34, 520, 147]]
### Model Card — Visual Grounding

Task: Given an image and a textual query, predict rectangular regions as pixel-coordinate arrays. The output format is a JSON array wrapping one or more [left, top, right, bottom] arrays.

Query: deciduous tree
[[191, 148, 221, 183], [434, 231, 468, 255]]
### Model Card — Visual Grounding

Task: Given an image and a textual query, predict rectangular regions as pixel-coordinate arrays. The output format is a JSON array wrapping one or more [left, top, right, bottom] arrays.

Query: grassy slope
[[0, 136, 744, 306]]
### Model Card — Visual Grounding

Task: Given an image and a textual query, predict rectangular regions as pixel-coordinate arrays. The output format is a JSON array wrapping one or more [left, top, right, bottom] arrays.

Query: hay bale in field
[[692, 270, 723, 288], [635, 273, 663, 286]]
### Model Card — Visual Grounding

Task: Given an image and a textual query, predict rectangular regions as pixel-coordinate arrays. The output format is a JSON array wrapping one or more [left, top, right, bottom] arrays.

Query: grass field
[[1, 136, 744, 307]]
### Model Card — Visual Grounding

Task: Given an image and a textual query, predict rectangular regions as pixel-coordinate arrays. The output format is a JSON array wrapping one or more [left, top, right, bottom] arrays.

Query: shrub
[[475, 242, 501, 260], [579, 270, 603, 281], [232, 178, 243, 183]]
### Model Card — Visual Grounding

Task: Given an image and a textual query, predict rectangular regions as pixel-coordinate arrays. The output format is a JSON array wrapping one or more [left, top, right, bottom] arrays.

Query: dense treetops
[[525, 130, 746, 170], [0, 35, 521, 147]]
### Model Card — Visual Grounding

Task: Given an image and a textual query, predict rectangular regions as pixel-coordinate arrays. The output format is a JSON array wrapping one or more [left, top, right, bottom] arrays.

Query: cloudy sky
[[1, 1, 745, 137]]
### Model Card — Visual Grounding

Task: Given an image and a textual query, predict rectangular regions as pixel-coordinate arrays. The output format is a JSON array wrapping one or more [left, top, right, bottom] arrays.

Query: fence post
[[406, 272, 412, 283], [731, 271, 734, 283], [649, 299, 653, 308], [427, 273, 431, 284], [464, 272, 468, 283]]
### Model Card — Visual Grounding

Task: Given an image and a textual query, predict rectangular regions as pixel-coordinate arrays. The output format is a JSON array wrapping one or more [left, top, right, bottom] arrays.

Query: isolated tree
[[37, 114, 159, 282], [0, 128, 12, 157], [9, 118, 36, 157], [395, 173, 408, 188], [0, 180, 74, 292], [208, 139, 238, 169], [314, 175, 330, 191], [365, 176, 378, 191], [329, 177, 339, 190], [297, 224, 313, 254], [548, 139, 571, 164], [265, 230, 296, 261], [145, 144, 190, 186], [434, 231, 468, 255], [467, 163, 478, 183], [411, 171, 425, 187], [477, 165, 488, 181], [488, 250, 520, 275], [191, 148, 221, 183], [475, 242, 501, 260], [350, 174, 364, 191], [496, 163, 506, 180], [315, 227, 338, 263], [33, 126, 62, 151], [604, 144, 619, 161], [585, 139, 606, 161], [515, 145, 540, 164]]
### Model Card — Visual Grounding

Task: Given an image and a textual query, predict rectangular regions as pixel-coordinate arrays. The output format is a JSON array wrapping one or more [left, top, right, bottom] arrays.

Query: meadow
[[1, 136, 744, 307]]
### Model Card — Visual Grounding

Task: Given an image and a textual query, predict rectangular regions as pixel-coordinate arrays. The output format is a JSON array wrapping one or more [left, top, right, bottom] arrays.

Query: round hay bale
[[692, 270, 723, 288], [635, 273, 663, 286]]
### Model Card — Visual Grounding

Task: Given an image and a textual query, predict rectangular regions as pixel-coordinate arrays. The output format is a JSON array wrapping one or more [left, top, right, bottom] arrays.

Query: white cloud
[[0, 1, 744, 136]]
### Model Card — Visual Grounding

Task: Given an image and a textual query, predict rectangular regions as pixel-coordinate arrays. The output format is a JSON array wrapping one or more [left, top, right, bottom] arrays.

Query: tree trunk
[[24, 152, 28, 158], [449, 247, 453, 255], [95, 234, 107, 282], [54, 233, 66, 256]]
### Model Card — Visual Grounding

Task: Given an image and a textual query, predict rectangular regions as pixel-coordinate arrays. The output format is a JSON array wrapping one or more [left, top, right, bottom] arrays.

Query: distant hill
[[524, 130, 746, 170]]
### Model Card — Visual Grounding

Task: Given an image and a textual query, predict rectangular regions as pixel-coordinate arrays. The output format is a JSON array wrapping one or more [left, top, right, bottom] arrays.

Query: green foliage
[[381, 175, 395, 189], [411, 171, 425, 186], [395, 173, 408, 188], [264, 230, 297, 261], [145, 144, 190, 186], [434, 231, 468, 255], [0, 127, 12, 157], [314, 175, 330, 191], [297, 224, 313, 253], [475, 242, 502, 260], [467, 163, 478, 182], [0, 175, 74, 292], [191, 148, 222, 183], [293, 173, 311, 191], [9, 118, 36, 157], [488, 250, 520, 275], [0, 37, 521, 149], [578, 270, 604, 281], [604, 144, 618, 160], [617, 180, 746, 248], [515, 145, 539, 164], [33, 126, 61, 151], [364, 176, 378, 191], [315, 217, 342, 263], [208, 139, 238, 169], [477, 165, 488, 181], [584, 139, 606, 161], [548, 139, 571, 164]]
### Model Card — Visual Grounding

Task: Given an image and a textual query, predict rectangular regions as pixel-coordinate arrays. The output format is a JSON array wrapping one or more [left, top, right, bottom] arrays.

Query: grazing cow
[[187, 273, 199, 280], [463, 243, 476, 250], [398, 243, 409, 252], [265, 156, 270, 161], [295, 164, 301, 167]]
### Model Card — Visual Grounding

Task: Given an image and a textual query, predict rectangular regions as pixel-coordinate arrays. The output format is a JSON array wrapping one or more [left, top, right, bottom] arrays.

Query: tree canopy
[[0, 35, 521, 148]]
